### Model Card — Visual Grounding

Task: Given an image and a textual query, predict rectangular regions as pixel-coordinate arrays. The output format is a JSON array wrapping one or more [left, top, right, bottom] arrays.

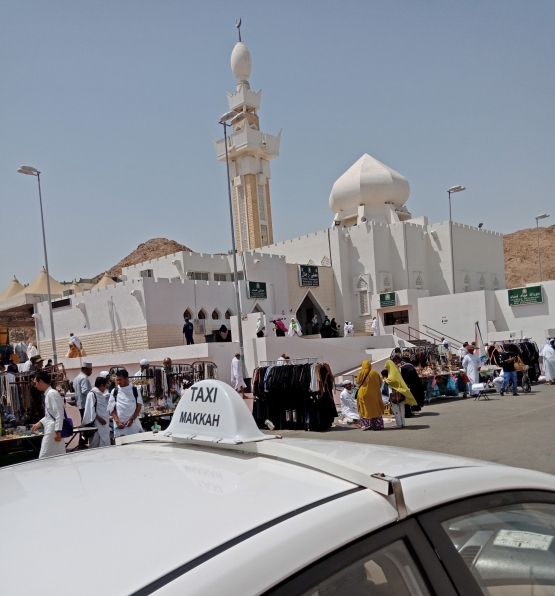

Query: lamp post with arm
[[219, 111, 248, 375], [447, 185, 466, 294], [17, 166, 57, 364], [535, 213, 550, 282]]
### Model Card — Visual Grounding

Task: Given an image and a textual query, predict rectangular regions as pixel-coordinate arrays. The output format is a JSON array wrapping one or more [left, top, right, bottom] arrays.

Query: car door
[[264, 518, 458, 595], [418, 490, 555, 596]]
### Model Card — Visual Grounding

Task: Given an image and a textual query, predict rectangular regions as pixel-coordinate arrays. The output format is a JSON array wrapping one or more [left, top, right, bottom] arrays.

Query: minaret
[[214, 25, 281, 250]]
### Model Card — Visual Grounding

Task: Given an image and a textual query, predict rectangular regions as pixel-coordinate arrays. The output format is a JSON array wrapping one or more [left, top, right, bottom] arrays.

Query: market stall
[[390, 347, 465, 401]]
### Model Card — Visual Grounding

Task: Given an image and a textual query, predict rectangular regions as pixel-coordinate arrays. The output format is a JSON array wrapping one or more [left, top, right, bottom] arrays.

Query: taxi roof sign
[[164, 380, 278, 444]]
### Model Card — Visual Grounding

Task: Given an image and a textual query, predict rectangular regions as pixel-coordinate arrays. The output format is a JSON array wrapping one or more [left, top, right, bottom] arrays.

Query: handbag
[[46, 404, 74, 438], [389, 390, 405, 405]]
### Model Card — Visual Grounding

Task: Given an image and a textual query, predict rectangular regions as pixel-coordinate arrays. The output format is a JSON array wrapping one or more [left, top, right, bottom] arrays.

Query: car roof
[[0, 441, 358, 596], [4, 379, 555, 596], [2, 438, 555, 596]]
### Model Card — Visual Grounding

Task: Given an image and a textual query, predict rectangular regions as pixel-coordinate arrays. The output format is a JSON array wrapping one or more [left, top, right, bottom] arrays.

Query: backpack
[[112, 385, 139, 402]]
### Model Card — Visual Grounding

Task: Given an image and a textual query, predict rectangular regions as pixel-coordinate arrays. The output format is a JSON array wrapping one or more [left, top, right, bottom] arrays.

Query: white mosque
[[3, 27, 553, 381]]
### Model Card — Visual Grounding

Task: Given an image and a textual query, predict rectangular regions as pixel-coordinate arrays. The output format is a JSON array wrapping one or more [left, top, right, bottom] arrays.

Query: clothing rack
[[251, 361, 335, 432], [260, 357, 321, 366]]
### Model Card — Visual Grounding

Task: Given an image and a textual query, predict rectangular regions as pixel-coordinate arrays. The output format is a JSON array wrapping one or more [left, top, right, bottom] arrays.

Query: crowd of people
[[339, 355, 423, 430], [25, 355, 190, 459]]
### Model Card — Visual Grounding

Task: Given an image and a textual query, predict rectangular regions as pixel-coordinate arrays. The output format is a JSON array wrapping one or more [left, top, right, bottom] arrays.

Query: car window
[[442, 502, 555, 595], [299, 539, 431, 596]]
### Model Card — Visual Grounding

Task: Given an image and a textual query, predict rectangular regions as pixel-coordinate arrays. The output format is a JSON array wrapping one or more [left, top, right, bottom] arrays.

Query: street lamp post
[[18, 166, 58, 364], [535, 213, 550, 281], [447, 185, 466, 294], [219, 111, 248, 375]]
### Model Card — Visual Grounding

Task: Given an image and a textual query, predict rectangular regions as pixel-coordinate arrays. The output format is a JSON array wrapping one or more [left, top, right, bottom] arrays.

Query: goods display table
[[140, 409, 175, 431], [0, 431, 43, 454], [66, 427, 98, 452]]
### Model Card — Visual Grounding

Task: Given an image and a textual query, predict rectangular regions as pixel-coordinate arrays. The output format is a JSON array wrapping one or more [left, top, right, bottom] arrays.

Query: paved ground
[[269, 383, 555, 475]]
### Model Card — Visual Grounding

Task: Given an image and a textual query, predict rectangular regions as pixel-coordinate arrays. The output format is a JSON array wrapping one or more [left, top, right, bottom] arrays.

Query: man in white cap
[[73, 361, 93, 448], [371, 316, 380, 337], [135, 359, 150, 378], [339, 380, 359, 424]]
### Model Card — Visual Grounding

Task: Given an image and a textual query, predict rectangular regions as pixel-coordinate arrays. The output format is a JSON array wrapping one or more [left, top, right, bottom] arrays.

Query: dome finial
[[230, 20, 252, 85]]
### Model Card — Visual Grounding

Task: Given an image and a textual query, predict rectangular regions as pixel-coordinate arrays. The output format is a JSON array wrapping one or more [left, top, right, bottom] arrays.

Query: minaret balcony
[[214, 125, 281, 162]]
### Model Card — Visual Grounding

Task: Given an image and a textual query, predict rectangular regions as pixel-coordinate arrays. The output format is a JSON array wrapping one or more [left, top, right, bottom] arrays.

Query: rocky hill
[[504, 225, 555, 288], [97, 238, 192, 280]]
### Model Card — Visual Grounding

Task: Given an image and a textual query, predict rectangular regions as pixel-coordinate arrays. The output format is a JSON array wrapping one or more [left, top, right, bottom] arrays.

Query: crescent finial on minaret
[[236, 18, 242, 42]]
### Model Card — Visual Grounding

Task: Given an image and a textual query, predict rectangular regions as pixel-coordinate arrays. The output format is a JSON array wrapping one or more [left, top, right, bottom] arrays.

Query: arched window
[[183, 308, 193, 319], [211, 309, 221, 320], [197, 309, 207, 320], [252, 303, 264, 313], [356, 277, 370, 315], [225, 309, 234, 319]]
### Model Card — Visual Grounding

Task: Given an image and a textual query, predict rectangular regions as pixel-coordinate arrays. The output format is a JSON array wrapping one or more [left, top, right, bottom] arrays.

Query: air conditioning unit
[[193, 319, 206, 334]]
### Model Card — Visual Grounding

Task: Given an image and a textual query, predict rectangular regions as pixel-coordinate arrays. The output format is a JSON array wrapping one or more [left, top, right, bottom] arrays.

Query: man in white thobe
[[339, 381, 359, 423], [541, 340, 555, 384], [108, 369, 143, 438], [371, 317, 380, 337], [32, 371, 66, 459], [73, 362, 93, 447], [344, 322, 354, 337], [83, 376, 111, 448], [462, 346, 482, 396], [231, 354, 247, 398]]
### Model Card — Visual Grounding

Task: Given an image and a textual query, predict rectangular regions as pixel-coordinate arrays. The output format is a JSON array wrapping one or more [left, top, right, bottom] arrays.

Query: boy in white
[[83, 376, 111, 447], [108, 369, 143, 438]]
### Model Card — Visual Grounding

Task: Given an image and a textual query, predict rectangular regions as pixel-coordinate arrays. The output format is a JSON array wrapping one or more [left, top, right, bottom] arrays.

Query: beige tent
[[67, 279, 84, 294], [93, 273, 116, 289], [0, 276, 24, 301], [15, 267, 66, 296]]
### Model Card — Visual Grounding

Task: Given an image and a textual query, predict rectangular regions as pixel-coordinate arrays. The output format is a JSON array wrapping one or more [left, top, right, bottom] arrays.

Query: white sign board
[[165, 380, 277, 445]]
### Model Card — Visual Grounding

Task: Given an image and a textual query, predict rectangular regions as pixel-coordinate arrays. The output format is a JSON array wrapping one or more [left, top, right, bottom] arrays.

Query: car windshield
[[442, 503, 555, 595]]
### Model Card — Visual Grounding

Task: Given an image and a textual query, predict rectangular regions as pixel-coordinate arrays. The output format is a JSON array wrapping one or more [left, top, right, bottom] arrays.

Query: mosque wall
[[417, 281, 555, 345], [286, 264, 336, 325]]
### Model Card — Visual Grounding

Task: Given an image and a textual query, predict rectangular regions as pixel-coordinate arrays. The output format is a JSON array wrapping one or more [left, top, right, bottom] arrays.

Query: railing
[[392, 326, 442, 345], [421, 325, 464, 348]]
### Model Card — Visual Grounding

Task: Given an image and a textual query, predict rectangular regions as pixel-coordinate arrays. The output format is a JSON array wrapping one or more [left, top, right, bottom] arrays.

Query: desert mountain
[[97, 238, 192, 280], [504, 225, 555, 288]]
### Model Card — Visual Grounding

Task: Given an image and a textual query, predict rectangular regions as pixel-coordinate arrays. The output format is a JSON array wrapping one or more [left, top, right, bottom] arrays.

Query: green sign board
[[380, 292, 396, 308], [508, 285, 543, 306], [298, 265, 319, 287], [248, 281, 267, 299]]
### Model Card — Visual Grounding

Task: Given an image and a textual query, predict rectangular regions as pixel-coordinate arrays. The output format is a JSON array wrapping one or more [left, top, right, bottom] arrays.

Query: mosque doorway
[[296, 291, 326, 335]]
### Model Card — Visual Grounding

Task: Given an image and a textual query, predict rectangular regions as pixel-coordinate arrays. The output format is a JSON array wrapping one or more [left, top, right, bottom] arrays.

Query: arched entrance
[[296, 291, 326, 335]]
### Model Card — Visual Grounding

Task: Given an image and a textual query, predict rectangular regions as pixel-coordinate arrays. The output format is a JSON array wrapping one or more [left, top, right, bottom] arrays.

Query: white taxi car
[[1, 380, 555, 596]]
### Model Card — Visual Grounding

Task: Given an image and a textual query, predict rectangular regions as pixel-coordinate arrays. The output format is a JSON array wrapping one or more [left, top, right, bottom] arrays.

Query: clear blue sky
[[1, 1, 554, 290]]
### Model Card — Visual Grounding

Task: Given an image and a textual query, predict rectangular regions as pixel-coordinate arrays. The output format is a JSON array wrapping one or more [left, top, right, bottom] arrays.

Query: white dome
[[329, 154, 410, 214], [231, 42, 252, 82]]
